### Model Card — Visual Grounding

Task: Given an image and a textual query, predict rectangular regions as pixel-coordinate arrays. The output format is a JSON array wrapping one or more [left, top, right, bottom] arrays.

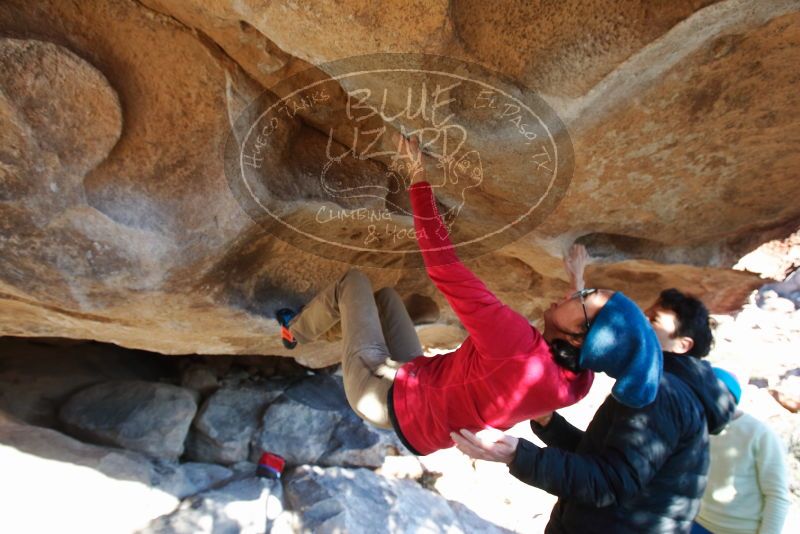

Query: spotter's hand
[[450, 428, 519, 465]]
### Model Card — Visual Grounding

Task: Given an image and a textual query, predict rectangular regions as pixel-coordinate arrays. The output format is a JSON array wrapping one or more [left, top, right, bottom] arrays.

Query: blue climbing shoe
[[276, 308, 298, 349]]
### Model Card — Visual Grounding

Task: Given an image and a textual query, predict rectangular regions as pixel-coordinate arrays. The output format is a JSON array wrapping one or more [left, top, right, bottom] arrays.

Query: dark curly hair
[[550, 339, 584, 373], [656, 288, 714, 358]]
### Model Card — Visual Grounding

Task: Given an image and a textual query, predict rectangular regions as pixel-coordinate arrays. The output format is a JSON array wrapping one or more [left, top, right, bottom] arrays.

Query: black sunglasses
[[572, 288, 598, 337]]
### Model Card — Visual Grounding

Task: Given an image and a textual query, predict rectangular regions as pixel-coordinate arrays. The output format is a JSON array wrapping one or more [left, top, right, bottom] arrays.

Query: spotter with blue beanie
[[452, 284, 738, 533]]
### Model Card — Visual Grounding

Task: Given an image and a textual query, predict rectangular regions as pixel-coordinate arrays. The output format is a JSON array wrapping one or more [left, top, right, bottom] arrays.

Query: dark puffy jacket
[[509, 353, 736, 534]]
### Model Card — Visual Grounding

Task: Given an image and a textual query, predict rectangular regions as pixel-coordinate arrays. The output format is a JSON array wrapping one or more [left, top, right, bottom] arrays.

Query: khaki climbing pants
[[288, 268, 423, 429]]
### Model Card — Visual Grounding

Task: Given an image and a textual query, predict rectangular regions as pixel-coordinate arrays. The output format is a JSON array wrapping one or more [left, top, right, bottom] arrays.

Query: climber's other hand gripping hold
[[394, 132, 427, 186]]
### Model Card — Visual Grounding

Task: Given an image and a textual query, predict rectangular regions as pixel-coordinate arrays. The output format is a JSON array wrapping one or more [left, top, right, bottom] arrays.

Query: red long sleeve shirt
[[391, 182, 594, 455]]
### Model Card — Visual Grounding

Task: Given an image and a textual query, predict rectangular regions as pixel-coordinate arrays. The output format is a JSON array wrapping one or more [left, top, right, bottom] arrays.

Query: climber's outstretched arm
[[402, 135, 538, 359]]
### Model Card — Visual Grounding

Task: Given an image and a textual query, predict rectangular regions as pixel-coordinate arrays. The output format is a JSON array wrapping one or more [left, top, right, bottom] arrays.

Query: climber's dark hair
[[550, 339, 583, 374], [656, 288, 714, 358]]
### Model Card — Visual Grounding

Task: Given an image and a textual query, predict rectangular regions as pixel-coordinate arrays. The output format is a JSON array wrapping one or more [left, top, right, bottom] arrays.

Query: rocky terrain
[[1, 0, 799, 532], [1, 228, 798, 532], [0, 265, 797, 533], [0, 336, 516, 533]]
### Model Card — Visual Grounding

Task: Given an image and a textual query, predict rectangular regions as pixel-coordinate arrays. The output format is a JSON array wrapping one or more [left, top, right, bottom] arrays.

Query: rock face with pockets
[[1, 0, 798, 367]]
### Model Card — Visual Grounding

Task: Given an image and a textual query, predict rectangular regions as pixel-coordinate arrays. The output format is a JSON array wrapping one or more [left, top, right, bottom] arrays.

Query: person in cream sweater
[[693, 368, 792, 534]]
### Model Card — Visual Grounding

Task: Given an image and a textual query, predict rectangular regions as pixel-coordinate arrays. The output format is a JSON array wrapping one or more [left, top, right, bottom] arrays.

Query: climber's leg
[[287, 268, 394, 428], [340, 342, 394, 430], [287, 269, 387, 367], [334, 269, 395, 428], [283, 272, 347, 345], [374, 286, 423, 364], [338, 287, 422, 428]]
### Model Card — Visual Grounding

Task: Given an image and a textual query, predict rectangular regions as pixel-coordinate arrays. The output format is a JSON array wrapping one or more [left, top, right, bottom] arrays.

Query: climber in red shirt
[[277, 136, 658, 456]]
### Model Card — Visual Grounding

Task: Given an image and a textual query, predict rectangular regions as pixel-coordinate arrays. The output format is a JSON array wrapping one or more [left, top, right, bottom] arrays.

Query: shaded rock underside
[[1, 0, 798, 366]]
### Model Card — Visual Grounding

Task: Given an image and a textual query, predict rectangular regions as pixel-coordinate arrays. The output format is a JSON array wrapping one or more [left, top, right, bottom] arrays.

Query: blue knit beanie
[[712, 367, 741, 404], [579, 292, 663, 408]]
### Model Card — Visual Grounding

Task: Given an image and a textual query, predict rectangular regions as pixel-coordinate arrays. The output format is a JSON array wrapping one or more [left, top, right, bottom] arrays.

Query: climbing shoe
[[275, 308, 298, 349]]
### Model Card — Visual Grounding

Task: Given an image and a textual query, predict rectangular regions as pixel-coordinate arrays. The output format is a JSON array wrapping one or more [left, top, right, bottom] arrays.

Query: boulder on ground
[[0, 419, 232, 533], [139, 477, 284, 534], [250, 375, 405, 468], [59, 380, 197, 460], [186, 383, 287, 465], [284, 465, 513, 534], [0, 338, 170, 427], [180, 364, 220, 396]]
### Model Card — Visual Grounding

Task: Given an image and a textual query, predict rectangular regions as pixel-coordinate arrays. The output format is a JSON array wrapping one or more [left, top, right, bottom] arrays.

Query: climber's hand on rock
[[564, 243, 589, 292], [394, 132, 426, 185]]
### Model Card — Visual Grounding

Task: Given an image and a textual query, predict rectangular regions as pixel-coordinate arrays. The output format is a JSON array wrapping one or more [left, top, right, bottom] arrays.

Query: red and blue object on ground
[[256, 452, 285, 479]]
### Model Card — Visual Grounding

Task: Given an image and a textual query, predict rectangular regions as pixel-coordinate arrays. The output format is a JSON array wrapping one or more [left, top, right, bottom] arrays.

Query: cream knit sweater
[[696, 412, 791, 534]]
